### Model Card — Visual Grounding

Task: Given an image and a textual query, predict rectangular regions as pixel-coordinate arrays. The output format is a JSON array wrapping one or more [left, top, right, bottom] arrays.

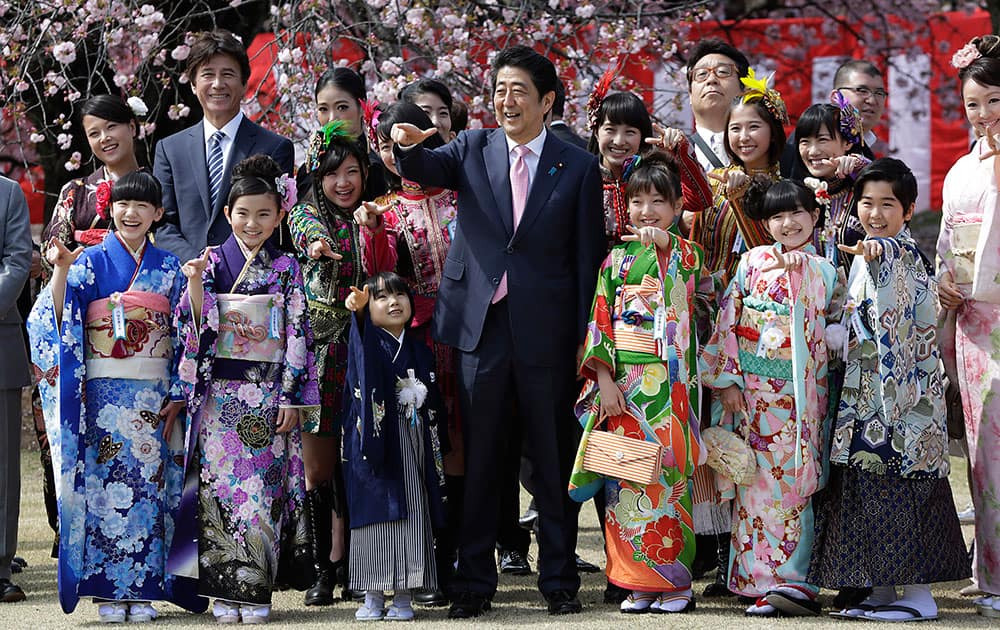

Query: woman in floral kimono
[[287, 120, 368, 604], [939, 35, 1000, 619], [28, 171, 203, 622], [701, 179, 843, 617], [810, 159, 969, 622], [172, 155, 319, 624], [569, 153, 705, 614]]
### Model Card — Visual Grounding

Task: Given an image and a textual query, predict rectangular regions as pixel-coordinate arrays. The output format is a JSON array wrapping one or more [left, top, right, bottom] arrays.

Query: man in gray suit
[[0, 175, 32, 603]]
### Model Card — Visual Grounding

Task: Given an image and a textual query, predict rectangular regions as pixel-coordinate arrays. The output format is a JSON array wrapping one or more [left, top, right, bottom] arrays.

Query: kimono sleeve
[[699, 256, 747, 393], [674, 138, 713, 217], [360, 207, 400, 276], [287, 202, 332, 255], [175, 248, 220, 403], [278, 257, 320, 408], [165, 258, 187, 402], [578, 251, 619, 382]]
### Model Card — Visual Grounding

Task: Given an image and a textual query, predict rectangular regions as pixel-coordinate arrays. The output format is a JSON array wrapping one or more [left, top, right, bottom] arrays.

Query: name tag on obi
[[269, 303, 281, 339], [732, 232, 745, 254], [112, 302, 127, 340]]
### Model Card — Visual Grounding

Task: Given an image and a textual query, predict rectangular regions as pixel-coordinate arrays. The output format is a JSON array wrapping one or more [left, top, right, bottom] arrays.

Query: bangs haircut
[[794, 103, 842, 142], [623, 152, 682, 205], [587, 92, 654, 155], [315, 137, 369, 183], [110, 170, 161, 207], [399, 78, 454, 110], [186, 29, 251, 84], [80, 95, 135, 125], [377, 102, 442, 191], [853, 157, 918, 210], [752, 178, 824, 229], [724, 99, 786, 167], [228, 154, 283, 209], [362, 271, 415, 327]]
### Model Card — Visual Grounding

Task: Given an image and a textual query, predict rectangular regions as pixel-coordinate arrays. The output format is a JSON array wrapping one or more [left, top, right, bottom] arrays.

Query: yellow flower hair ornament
[[741, 68, 789, 126]]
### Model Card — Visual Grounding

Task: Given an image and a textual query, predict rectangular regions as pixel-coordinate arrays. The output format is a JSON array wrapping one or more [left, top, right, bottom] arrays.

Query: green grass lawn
[[3, 448, 991, 628]]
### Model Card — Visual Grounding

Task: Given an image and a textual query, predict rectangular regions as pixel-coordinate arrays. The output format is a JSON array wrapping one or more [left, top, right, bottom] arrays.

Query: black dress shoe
[[575, 554, 600, 573], [413, 588, 448, 607], [498, 549, 532, 575], [448, 592, 491, 618], [545, 589, 582, 615], [0, 579, 25, 603]]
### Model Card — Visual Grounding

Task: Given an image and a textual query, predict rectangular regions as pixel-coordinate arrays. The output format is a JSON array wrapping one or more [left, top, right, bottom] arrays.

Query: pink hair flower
[[952, 42, 982, 70]]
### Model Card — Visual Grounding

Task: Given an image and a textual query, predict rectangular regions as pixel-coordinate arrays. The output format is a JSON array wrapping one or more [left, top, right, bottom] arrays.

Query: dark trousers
[[453, 300, 580, 597], [0, 388, 21, 580]]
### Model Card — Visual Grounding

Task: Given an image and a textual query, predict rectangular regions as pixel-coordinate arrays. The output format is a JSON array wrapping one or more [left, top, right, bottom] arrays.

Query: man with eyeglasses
[[780, 60, 886, 178], [685, 39, 751, 173]]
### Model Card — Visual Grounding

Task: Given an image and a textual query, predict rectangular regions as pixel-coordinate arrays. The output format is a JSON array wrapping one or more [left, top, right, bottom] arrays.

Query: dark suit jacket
[[396, 129, 605, 366], [153, 116, 294, 262], [548, 121, 588, 150], [0, 176, 31, 389]]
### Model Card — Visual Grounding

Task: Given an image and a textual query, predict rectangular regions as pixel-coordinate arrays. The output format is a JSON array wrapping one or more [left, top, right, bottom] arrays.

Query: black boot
[[304, 486, 335, 606], [702, 533, 734, 597]]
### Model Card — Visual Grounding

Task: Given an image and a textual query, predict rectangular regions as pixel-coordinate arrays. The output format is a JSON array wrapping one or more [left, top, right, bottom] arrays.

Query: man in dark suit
[[546, 79, 588, 149], [391, 46, 605, 617], [0, 175, 31, 603], [153, 29, 294, 263]]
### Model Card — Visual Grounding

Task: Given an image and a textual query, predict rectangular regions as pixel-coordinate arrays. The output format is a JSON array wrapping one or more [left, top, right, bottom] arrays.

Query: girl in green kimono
[[570, 152, 707, 614]]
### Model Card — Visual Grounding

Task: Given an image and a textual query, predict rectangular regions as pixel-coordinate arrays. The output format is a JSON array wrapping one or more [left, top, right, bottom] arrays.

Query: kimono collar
[[775, 241, 817, 256], [114, 232, 146, 261]]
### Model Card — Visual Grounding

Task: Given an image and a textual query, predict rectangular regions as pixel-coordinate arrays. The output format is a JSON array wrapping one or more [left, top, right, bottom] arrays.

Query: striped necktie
[[207, 130, 226, 210]]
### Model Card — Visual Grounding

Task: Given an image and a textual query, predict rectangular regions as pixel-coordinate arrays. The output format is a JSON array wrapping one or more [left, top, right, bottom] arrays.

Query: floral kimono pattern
[[40, 168, 115, 278], [700, 243, 841, 597], [26, 233, 203, 613], [361, 182, 463, 472], [569, 236, 705, 593], [288, 198, 363, 433], [940, 139, 1000, 593], [171, 237, 319, 605]]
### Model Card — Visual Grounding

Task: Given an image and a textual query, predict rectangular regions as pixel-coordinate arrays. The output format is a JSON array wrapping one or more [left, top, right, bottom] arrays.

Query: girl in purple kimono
[[171, 155, 320, 624]]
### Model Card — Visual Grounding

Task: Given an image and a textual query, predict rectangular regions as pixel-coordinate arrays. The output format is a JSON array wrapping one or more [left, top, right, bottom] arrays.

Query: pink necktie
[[492, 145, 532, 303]]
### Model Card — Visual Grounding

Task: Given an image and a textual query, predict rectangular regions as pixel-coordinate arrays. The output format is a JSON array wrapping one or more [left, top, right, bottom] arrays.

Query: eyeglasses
[[837, 86, 888, 100], [691, 63, 737, 83]]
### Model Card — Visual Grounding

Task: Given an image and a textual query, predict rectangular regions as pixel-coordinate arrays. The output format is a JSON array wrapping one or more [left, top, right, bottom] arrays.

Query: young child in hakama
[[701, 179, 844, 617], [172, 155, 319, 624], [569, 152, 706, 614], [29, 171, 204, 621], [342, 272, 448, 621], [809, 159, 970, 621]]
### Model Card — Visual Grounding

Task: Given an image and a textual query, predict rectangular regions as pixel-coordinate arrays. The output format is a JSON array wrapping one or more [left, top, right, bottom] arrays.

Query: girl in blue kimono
[[342, 272, 448, 621], [28, 171, 204, 622]]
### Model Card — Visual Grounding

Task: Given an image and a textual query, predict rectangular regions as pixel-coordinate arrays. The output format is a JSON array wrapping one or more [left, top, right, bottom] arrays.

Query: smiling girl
[[701, 179, 843, 618], [586, 89, 711, 247], [173, 155, 319, 624], [793, 102, 870, 269], [28, 171, 203, 622], [569, 152, 706, 614], [42, 96, 144, 273], [287, 122, 369, 604], [938, 35, 1000, 620]]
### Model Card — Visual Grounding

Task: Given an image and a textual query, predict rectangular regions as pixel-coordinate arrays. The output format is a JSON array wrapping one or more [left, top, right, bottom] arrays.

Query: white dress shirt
[[505, 127, 547, 190], [694, 124, 731, 173], [203, 112, 244, 175]]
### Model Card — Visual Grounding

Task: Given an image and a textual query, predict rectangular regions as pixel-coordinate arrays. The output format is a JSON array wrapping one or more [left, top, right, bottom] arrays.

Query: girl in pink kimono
[[940, 34, 1000, 619], [701, 179, 843, 617]]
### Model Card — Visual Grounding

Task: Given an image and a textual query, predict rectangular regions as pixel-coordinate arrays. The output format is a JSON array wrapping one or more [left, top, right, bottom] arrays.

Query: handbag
[[582, 413, 663, 486], [701, 411, 756, 485]]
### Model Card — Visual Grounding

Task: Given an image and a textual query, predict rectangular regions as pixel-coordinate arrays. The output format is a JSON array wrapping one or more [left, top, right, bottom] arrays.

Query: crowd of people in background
[[0, 27, 997, 625]]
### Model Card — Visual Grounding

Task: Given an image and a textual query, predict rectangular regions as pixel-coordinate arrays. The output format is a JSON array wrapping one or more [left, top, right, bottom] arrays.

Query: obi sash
[[612, 274, 665, 357], [736, 298, 792, 379], [85, 291, 172, 380], [214, 293, 285, 365], [950, 219, 980, 286]]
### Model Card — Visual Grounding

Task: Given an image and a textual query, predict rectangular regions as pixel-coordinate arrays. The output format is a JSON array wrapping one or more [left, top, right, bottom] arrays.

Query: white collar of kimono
[[386, 327, 405, 362], [234, 236, 260, 262], [117, 233, 145, 261]]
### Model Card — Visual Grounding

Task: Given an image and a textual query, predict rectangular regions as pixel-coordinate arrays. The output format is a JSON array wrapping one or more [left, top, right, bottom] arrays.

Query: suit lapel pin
[[548, 163, 564, 176]]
